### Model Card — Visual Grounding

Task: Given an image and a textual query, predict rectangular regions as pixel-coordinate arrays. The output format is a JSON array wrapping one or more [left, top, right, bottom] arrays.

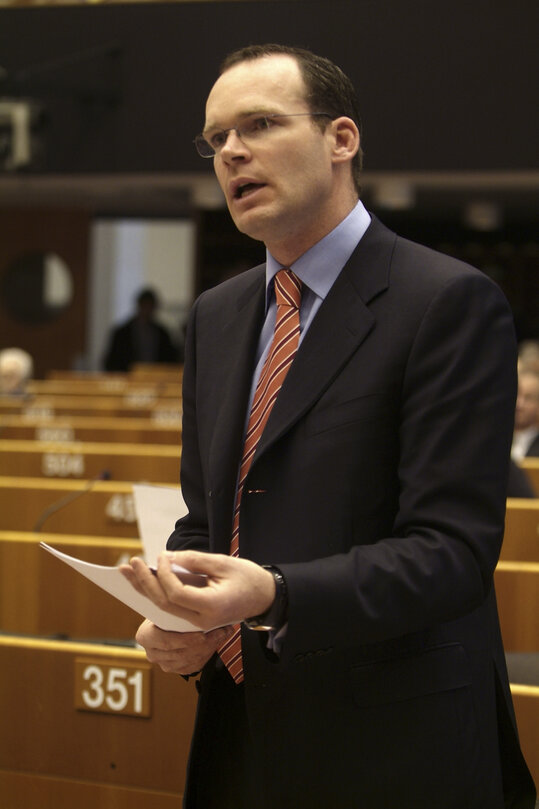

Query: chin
[[231, 211, 272, 243]]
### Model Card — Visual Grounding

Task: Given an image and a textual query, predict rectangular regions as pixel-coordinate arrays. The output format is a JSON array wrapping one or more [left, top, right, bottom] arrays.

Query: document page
[[40, 541, 214, 632], [40, 483, 215, 633], [132, 482, 187, 566]]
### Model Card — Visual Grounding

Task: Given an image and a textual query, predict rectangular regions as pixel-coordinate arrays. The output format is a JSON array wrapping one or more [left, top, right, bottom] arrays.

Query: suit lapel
[[254, 217, 395, 460], [207, 269, 266, 520]]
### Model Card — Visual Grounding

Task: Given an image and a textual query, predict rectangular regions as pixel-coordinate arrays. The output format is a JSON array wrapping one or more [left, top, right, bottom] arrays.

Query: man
[[0, 347, 33, 395], [512, 368, 539, 460], [103, 287, 179, 371], [122, 45, 536, 808]]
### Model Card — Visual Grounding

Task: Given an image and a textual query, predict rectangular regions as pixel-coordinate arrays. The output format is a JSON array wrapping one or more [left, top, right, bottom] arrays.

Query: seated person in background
[[103, 287, 180, 372], [511, 368, 539, 460], [518, 339, 539, 374], [0, 347, 33, 395]]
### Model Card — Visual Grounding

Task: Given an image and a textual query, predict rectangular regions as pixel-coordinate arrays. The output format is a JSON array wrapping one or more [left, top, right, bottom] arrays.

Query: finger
[[128, 556, 177, 604], [119, 564, 147, 596], [155, 554, 212, 616], [143, 625, 234, 673], [164, 549, 230, 579]]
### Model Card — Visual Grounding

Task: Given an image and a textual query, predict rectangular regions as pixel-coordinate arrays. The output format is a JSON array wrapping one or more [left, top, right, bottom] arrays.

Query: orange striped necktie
[[219, 269, 302, 684]]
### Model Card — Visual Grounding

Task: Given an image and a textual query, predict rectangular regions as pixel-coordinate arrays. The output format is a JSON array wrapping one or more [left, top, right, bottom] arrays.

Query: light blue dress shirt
[[248, 200, 372, 410]]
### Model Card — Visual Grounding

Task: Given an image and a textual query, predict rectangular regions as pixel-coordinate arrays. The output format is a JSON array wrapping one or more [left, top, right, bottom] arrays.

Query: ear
[[329, 116, 360, 165]]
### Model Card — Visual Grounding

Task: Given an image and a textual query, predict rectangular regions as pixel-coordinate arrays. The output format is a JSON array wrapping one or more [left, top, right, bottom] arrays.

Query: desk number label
[[75, 659, 151, 716], [42, 452, 85, 477]]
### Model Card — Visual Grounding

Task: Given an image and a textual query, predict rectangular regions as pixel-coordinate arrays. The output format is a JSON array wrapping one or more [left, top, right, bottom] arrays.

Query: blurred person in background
[[103, 287, 180, 372], [512, 368, 539, 460], [0, 347, 33, 395]]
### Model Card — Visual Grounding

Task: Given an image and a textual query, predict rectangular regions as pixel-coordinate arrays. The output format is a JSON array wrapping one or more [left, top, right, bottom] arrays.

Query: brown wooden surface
[[0, 413, 182, 445], [0, 394, 182, 421], [0, 636, 196, 799], [0, 476, 145, 537], [0, 439, 180, 483], [48, 366, 183, 384], [520, 458, 539, 496], [510, 684, 539, 790], [0, 531, 144, 639], [27, 379, 182, 398], [130, 364, 184, 382], [502, 499, 539, 562], [0, 771, 181, 809], [0, 209, 90, 379], [495, 562, 539, 652]]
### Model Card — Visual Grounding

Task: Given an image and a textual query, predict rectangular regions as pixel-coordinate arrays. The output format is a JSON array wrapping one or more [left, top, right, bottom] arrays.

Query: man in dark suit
[[122, 45, 536, 808], [103, 287, 179, 371]]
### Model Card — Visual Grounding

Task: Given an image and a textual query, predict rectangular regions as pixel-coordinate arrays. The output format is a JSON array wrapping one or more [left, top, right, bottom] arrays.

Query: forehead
[[204, 55, 307, 128]]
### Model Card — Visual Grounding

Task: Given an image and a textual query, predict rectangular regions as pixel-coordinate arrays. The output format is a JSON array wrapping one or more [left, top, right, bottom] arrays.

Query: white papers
[[40, 541, 211, 632], [132, 483, 187, 566], [39, 483, 214, 633]]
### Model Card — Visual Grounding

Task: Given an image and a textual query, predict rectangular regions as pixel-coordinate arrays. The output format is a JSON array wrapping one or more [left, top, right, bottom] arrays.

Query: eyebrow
[[202, 107, 281, 135]]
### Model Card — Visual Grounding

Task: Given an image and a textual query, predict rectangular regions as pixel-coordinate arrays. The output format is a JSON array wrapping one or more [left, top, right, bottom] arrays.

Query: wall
[[0, 209, 89, 377], [0, 0, 536, 175]]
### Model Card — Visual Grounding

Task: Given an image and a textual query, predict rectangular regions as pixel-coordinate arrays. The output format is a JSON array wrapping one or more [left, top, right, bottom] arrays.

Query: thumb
[[158, 549, 224, 582]]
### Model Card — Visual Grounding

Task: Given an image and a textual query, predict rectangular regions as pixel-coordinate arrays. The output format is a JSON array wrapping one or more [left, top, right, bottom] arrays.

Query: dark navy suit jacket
[[169, 217, 536, 808]]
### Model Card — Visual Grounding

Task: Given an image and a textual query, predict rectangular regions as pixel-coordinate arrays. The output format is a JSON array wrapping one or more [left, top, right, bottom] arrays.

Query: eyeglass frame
[[194, 112, 334, 158]]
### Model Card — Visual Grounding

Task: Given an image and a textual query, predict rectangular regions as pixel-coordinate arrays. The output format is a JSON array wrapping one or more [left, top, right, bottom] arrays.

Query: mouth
[[233, 182, 266, 200]]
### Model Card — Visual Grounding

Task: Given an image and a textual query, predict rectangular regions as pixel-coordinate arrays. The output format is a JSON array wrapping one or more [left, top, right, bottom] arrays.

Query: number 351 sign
[[74, 658, 152, 717]]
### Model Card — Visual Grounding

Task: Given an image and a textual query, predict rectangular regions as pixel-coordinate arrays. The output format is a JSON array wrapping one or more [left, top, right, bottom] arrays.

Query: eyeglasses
[[194, 112, 333, 158]]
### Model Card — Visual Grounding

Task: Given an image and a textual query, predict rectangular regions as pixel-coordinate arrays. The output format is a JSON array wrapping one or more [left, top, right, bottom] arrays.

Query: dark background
[[0, 0, 537, 175], [0, 0, 537, 372]]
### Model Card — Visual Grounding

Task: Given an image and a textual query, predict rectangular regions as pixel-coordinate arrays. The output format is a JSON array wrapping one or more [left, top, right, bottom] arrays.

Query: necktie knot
[[275, 269, 302, 309]]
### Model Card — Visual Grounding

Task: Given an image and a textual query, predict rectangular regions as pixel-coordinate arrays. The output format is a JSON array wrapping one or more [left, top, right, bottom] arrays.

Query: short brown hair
[[220, 44, 364, 193]]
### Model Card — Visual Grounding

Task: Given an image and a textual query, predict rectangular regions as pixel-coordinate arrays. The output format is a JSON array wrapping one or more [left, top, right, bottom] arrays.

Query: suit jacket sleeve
[[168, 295, 213, 553], [279, 269, 518, 661]]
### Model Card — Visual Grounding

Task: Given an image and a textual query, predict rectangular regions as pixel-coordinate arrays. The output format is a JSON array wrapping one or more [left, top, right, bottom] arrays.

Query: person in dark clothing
[[103, 287, 179, 372]]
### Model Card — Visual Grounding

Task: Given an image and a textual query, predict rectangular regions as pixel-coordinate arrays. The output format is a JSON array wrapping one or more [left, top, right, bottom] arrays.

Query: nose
[[219, 128, 250, 162]]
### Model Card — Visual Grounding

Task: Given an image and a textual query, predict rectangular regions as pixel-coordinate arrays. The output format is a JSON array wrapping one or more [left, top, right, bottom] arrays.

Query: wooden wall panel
[[0, 209, 90, 378]]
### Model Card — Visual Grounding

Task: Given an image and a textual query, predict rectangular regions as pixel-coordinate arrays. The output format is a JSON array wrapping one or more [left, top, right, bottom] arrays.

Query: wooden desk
[[0, 439, 180, 483], [0, 394, 182, 422], [0, 476, 148, 537], [510, 684, 539, 791], [495, 561, 539, 652], [502, 499, 539, 562], [130, 363, 183, 383], [27, 379, 182, 399], [48, 366, 183, 385], [0, 414, 181, 445], [520, 458, 539, 496], [0, 636, 196, 808], [0, 531, 144, 639]]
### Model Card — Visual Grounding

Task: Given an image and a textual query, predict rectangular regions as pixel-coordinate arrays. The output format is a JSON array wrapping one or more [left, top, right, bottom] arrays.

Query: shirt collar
[[265, 200, 371, 308]]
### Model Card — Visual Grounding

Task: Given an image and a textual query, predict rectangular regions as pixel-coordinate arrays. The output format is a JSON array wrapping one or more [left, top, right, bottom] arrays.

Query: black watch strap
[[244, 565, 288, 631]]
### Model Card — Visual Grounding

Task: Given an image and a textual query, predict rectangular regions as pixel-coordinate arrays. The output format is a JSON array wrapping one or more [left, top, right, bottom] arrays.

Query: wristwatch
[[244, 565, 288, 631]]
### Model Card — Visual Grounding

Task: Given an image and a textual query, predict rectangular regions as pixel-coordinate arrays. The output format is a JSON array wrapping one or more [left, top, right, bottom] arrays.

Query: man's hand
[[135, 619, 233, 675], [121, 550, 276, 631]]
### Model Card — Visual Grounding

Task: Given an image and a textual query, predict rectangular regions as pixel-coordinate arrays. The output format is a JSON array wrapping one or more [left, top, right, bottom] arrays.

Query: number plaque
[[74, 658, 152, 717]]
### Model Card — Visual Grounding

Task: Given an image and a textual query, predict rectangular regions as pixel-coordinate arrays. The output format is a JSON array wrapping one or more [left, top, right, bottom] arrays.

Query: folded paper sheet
[[39, 484, 216, 632], [131, 483, 187, 566]]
